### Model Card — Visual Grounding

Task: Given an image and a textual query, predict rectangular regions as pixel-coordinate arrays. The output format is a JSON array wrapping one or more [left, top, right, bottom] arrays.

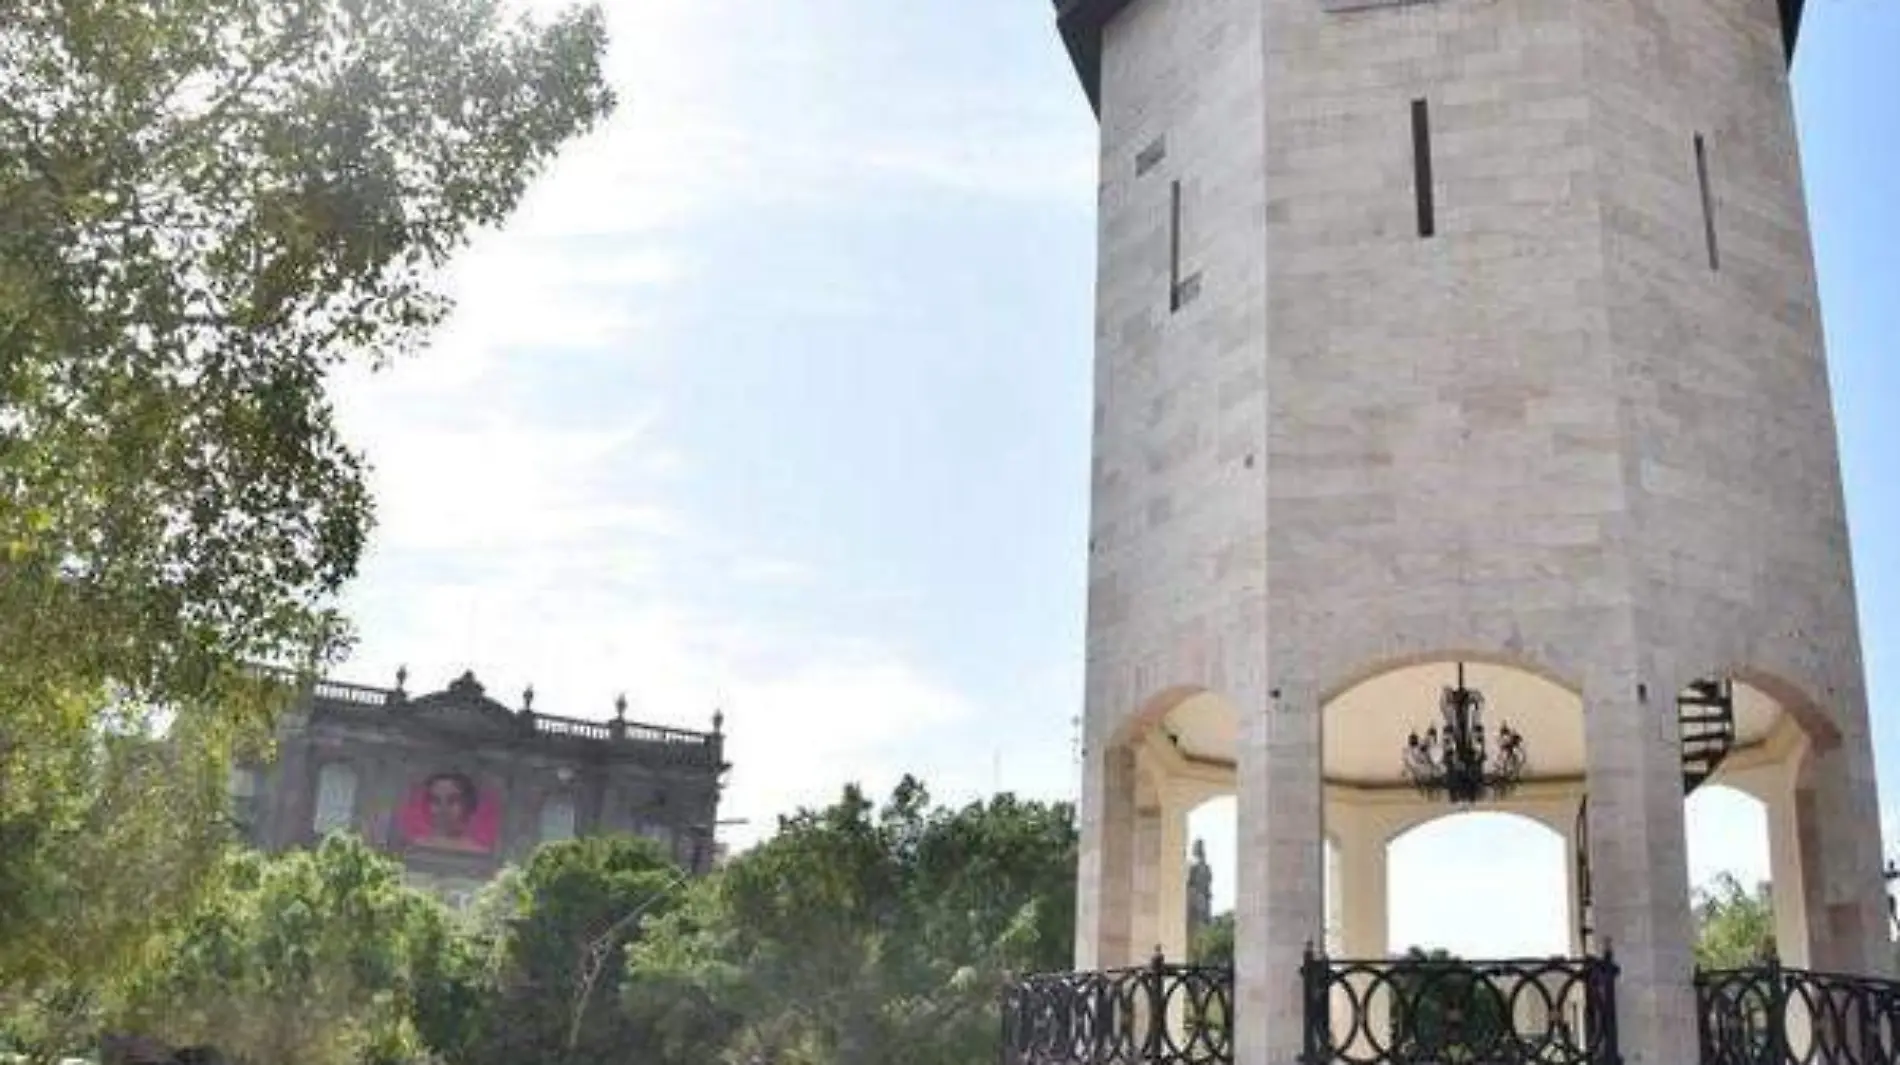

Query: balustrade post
[[1598, 945, 1621, 1065], [1145, 951, 1168, 1063], [1765, 952, 1788, 1065], [1691, 965, 1712, 1065], [1857, 976, 1880, 1065], [1301, 941, 1325, 1065]]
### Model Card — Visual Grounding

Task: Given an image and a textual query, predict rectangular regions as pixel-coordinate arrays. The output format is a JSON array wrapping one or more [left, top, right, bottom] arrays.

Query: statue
[[1187, 838, 1213, 938]]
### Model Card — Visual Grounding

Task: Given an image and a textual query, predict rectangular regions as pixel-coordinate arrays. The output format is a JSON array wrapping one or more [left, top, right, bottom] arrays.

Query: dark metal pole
[[1146, 951, 1167, 1063], [1765, 951, 1787, 1065], [1302, 941, 1325, 1065]]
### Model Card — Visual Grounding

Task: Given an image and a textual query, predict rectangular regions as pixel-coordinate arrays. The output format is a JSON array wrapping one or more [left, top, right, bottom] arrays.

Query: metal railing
[[1698, 960, 1900, 1065], [1302, 948, 1620, 1065], [1001, 954, 1233, 1065]]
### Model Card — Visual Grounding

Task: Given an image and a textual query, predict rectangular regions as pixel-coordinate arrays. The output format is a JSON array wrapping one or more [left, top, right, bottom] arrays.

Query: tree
[[1, 0, 613, 1000], [1385, 948, 1509, 1064], [629, 779, 1077, 1065], [456, 836, 687, 1065], [1693, 873, 1776, 970], [114, 834, 461, 1065], [0, 694, 257, 1065], [1191, 912, 1234, 968]]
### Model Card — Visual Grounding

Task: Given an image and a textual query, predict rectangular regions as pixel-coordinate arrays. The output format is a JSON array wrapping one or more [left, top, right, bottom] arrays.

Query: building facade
[[235, 669, 727, 905], [1018, 3, 1895, 1065]]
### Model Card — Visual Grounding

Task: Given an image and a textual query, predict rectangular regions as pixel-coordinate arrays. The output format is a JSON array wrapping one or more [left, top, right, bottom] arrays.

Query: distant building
[[234, 668, 728, 906]]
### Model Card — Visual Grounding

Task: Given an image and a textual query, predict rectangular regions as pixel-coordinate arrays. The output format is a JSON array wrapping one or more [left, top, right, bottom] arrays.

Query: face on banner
[[399, 771, 500, 853]]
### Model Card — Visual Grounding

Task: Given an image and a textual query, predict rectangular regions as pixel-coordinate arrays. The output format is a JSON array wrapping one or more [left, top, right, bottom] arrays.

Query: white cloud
[[719, 657, 981, 842]]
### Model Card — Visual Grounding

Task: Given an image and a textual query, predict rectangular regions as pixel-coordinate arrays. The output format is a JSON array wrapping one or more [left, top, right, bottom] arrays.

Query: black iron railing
[[1301, 948, 1621, 1065], [1698, 960, 1900, 1065], [1000, 954, 1232, 1065]]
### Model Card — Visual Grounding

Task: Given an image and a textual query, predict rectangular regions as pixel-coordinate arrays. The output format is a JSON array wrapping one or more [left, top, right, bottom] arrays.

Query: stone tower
[[1053, 2, 1889, 1065]]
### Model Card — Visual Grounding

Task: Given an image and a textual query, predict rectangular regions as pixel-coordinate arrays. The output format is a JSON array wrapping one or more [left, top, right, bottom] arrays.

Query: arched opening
[[1087, 688, 1241, 968], [1684, 784, 1773, 964], [1387, 812, 1570, 958], [1676, 673, 1823, 968], [1322, 656, 1586, 963]]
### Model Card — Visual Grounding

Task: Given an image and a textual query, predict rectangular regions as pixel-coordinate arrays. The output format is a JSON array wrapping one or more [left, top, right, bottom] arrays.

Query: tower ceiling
[[1050, 0, 1806, 114]]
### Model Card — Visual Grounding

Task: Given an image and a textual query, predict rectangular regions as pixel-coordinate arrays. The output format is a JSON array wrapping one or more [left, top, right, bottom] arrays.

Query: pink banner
[[398, 772, 500, 853]]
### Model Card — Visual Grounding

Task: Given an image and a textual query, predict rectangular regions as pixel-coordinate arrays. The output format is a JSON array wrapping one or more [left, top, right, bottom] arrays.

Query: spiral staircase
[[1574, 679, 1738, 947]]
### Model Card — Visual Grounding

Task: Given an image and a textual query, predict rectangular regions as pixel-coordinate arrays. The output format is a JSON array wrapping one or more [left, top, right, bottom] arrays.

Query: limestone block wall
[[1076, 0, 1269, 969], [1072, 0, 1886, 1060], [1579, 0, 1887, 973], [1262, 0, 1629, 693]]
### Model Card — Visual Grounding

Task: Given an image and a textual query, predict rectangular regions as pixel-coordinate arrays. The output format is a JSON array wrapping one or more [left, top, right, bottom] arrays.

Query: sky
[[326, 0, 1900, 958]]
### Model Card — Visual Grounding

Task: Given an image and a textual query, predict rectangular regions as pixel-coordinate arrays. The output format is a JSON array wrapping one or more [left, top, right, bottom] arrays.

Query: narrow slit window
[[1412, 98, 1435, 238], [1136, 136, 1166, 177], [1169, 179, 1184, 311], [1695, 133, 1719, 270]]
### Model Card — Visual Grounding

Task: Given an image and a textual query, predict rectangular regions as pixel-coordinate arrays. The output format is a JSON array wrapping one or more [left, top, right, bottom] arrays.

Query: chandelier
[[1402, 663, 1527, 804]]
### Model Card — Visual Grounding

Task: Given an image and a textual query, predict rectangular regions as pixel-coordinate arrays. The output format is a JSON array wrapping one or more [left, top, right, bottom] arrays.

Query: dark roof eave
[[1052, 0, 1130, 115], [1056, 0, 1806, 117], [1781, 0, 1805, 62]]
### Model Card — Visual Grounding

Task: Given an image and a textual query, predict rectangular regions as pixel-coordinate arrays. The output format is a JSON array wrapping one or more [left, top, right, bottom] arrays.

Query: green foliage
[[10, 778, 1075, 1065], [0, 0, 611, 1002], [115, 835, 462, 1065], [1386, 948, 1508, 1063], [629, 778, 1077, 1065], [0, 684, 267, 1063], [456, 836, 685, 1065], [1693, 873, 1776, 970], [1191, 911, 1234, 968]]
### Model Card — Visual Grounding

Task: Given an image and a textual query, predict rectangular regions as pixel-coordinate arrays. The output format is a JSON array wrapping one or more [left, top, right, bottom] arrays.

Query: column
[[1581, 662, 1698, 1065], [1156, 793, 1191, 962], [1127, 775, 1192, 962], [1235, 680, 1325, 1065], [1794, 743, 1892, 976], [1561, 798, 1586, 957], [1334, 821, 1389, 960], [1128, 798, 1164, 959], [1761, 761, 1811, 968], [1332, 809, 1390, 1060], [1076, 742, 1140, 970]]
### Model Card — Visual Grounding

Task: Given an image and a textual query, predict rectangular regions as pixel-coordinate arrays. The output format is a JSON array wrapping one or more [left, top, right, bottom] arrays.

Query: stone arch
[[1724, 667, 1842, 752], [1669, 667, 1844, 971], [1320, 654, 1591, 963], [1383, 809, 1572, 957], [1320, 652, 1587, 793], [1381, 801, 1574, 850], [1108, 683, 1218, 752], [1318, 648, 1581, 709], [1083, 685, 1243, 969]]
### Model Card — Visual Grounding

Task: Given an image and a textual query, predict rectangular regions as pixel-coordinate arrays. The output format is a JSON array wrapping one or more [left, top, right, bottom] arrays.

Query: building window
[[634, 819, 674, 852], [1168, 179, 1202, 311], [1412, 98, 1435, 238], [539, 797, 576, 843], [1695, 132, 1719, 271], [313, 762, 357, 836], [1135, 136, 1166, 177], [230, 766, 260, 837]]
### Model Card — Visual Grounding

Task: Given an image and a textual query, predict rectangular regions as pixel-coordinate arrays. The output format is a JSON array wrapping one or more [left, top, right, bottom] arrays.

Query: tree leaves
[[627, 778, 1078, 1065], [115, 835, 462, 1065], [1693, 873, 1776, 970], [0, 0, 612, 1009]]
